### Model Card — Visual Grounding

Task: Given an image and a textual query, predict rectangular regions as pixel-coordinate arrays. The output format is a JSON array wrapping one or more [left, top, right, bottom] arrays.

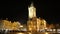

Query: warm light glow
[[17, 33, 24, 34], [45, 27, 47, 29], [45, 32, 48, 34], [28, 32, 32, 34], [29, 28, 32, 31], [20, 25, 23, 27]]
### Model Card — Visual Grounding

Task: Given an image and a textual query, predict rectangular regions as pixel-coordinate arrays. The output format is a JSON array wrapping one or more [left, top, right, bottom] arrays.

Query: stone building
[[27, 3, 47, 32]]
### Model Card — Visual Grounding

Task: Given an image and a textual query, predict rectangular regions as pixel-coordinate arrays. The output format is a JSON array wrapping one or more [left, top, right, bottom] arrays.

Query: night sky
[[0, 0, 60, 24]]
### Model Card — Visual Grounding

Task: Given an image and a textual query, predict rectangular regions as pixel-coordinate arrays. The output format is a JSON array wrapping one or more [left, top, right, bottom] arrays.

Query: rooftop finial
[[28, 2, 36, 18], [31, 2, 34, 7]]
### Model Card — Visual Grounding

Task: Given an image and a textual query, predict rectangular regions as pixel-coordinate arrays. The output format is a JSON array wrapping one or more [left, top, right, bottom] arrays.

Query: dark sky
[[0, 0, 60, 24]]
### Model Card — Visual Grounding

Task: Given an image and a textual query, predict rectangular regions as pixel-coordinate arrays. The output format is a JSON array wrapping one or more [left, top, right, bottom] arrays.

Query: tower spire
[[28, 2, 36, 19], [31, 2, 34, 7]]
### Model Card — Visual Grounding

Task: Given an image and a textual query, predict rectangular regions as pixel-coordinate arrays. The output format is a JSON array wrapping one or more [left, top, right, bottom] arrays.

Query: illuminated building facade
[[37, 18, 46, 31], [0, 19, 21, 30], [27, 3, 47, 32], [27, 17, 37, 32]]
